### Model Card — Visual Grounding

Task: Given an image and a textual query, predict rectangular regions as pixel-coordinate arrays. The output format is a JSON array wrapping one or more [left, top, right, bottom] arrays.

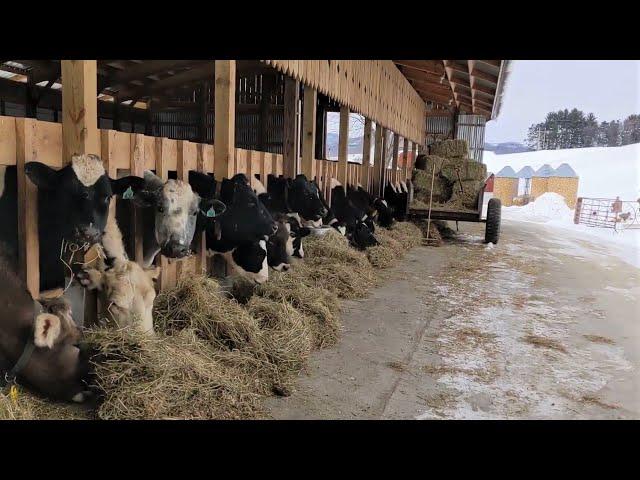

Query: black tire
[[485, 198, 501, 244]]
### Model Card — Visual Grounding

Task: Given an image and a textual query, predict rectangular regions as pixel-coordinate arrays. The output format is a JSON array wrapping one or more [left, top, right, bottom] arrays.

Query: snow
[[503, 192, 640, 269], [484, 143, 640, 201]]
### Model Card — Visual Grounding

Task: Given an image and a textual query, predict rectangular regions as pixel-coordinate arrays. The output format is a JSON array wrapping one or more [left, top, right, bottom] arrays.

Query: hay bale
[[87, 327, 264, 420], [430, 139, 469, 158], [449, 180, 482, 209]]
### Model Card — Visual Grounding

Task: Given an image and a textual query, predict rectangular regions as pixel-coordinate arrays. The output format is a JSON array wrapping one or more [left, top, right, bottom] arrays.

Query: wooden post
[[402, 137, 409, 182], [337, 105, 349, 186], [301, 85, 317, 179], [130, 133, 145, 265], [373, 124, 384, 197], [194, 144, 207, 275], [214, 60, 236, 180], [391, 133, 399, 186], [283, 76, 300, 178], [61, 60, 99, 324], [360, 118, 372, 188], [61, 60, 99, 161], [155, 137, 171, 292], [15, 118, 39, 298], [258, 75, 274, 151]]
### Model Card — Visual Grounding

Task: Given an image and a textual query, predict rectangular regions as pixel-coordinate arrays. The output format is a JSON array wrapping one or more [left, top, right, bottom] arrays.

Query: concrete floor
[[266, 220, 639, 419]]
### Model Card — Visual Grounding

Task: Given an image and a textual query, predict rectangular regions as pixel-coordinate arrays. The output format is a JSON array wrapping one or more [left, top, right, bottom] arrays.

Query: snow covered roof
[[516, 166, 535, 178], [496, 166, 517, 178], [553, 163, 578, 178], [534, 164, 556, 177]]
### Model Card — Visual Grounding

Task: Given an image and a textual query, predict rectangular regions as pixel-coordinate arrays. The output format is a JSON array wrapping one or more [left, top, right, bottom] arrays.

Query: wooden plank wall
[[0, 115, 286, 297], [264, 60, 426, 145]]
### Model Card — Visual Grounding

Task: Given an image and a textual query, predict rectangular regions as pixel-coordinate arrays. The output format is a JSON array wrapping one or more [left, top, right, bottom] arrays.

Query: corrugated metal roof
[[496, 166, 517, 178]]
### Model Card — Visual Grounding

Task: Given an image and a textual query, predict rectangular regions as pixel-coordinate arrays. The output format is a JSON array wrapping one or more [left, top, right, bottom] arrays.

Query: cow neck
[[0, 301, 40, 387], [283, 183, 293, 213]]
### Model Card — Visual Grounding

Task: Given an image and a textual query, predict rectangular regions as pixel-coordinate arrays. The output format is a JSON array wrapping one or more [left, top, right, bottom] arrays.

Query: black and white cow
[[347, 184, 395, 229], [0, 155, 145, 293], [329, 179, 378, 250], [188, 172, 277, 284], [250, 174, 311, 261], [384, 180, 410, 221]]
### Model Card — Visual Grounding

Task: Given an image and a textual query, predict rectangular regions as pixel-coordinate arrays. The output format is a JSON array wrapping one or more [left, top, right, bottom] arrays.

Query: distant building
[[494, 166, 519, 206], [493, 163, 579, 209]]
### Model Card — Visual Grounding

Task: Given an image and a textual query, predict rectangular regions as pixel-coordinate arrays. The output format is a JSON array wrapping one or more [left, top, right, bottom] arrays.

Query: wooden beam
[[477, 60, 502, 68], [283, 77, 300, 178], [471, 82, 496, 96], [399, 67, 448, 86], [214, 60, 236, 180], [301, 85, 317, 179], [61, 60, 99, 161], [470, 68, 498, 85], [442, 61, 459, 109], [337, 105, 349, 186], [360, 118, 372, 188], [394, 60, 444, 76], [445, 61, 470, 76], [99, 60, 205, 90], [468, 60, 477, 114]]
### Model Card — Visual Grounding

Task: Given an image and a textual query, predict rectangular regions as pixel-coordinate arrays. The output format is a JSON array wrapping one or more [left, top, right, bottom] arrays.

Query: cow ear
[[25, 162, 60, 190], [199, 198, 226, 218], [143, 170, 165, 191], [189, 171, 217, 199], [34, 313, 62, 349], [111, 176, 146, 197]]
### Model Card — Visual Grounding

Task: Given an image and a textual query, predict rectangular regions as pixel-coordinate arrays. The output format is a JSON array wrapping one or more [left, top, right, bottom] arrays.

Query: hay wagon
[[405, 174, 502, 244]]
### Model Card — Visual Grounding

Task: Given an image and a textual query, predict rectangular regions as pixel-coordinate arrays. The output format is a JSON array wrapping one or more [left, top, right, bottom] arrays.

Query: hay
[[245, 297, 313, 385], [429, 139, 469, 158], [412, 219, 443, 245], [87, 327, 264, 419], [0, 387, 90, 420], [257, 270, 340, 348]]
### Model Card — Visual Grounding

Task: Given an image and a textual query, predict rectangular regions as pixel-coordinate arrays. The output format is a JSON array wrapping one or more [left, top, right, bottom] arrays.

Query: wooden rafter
[[393, 60, 444, 76], [469, 68, 498, 85]]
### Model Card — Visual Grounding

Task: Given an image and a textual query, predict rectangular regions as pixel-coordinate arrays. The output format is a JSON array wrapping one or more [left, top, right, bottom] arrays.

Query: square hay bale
[[429, 139, 469, 158]]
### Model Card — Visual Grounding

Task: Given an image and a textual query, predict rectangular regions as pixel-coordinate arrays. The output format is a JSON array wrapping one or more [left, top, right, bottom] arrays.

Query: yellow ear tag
[[9, 385, 18, 404]]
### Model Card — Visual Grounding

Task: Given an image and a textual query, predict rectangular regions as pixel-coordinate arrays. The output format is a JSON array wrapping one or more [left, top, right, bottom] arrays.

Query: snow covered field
[[482, 144, 640, 269], [484, 143, 640, 201]]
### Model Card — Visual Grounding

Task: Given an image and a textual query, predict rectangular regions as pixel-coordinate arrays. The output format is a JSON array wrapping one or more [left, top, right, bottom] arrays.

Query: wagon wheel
[[485, 198, 501, 244]]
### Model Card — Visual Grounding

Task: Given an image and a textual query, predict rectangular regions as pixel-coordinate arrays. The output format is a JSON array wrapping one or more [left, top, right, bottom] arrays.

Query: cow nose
[[320, 207, 328, 217], [270, 223, 278, 234], [282, 264, 290, 271]]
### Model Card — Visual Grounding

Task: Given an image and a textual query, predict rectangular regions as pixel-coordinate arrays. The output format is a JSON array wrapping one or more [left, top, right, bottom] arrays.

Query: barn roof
[[553, 163, 578, 177], [534, 164, 556, 177], [496, 166, 518, 178]]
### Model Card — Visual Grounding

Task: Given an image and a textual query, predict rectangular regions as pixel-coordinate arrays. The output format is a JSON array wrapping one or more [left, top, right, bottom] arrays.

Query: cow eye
[[157, 206, 165, 213]]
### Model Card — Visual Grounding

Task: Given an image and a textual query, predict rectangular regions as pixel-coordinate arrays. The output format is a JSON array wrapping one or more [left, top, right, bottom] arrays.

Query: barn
[[0, 60, 510, 418]]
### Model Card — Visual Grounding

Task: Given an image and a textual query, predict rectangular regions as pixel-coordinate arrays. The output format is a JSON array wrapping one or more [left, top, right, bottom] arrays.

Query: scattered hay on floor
[[86, 327, 264, 420], [583, 334, 615, 345], [412, 219, 443, 246], [386, 361, 407, 372], [521, 334, 568, 353], [386, 222, 423, 248], [579, 394, 619, 410], [0, 387, 90, 420]]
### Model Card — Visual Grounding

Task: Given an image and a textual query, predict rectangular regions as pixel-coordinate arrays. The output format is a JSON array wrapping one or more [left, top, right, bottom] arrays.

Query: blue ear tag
[[206, 207, 216, 218], [123, 186, 134, 200]]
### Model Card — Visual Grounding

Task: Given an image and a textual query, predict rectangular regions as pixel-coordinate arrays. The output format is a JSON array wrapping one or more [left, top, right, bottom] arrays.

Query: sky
[[326, 60, 639, 145], [485, 60, 640, 144]]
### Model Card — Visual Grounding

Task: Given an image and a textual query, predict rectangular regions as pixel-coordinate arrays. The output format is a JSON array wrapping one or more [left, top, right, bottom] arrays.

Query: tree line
[[525, 109, 640, 150]]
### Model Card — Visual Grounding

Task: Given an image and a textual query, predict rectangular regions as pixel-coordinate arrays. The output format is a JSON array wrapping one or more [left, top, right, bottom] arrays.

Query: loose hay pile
[[0, 388, 89, 420], [4, 220, 427, 420]]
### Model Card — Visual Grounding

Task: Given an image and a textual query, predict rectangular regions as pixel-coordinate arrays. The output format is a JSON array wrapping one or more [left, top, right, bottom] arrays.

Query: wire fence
[[574, 197, 640, 232]]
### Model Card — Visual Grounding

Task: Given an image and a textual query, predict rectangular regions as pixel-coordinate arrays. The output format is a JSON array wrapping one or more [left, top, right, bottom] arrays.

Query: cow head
[[132, 171, 224, 259], [21, 296, 91, 402], [228, 240, 269, 284], [287, 215, 311, 258], [218, 175, 277, 244], [266, 216, 292, 271], [350, 221, 378, 250], [287, 174, 328, 222], [373, 197, 395, 228], [25, 154, 144, 246]]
